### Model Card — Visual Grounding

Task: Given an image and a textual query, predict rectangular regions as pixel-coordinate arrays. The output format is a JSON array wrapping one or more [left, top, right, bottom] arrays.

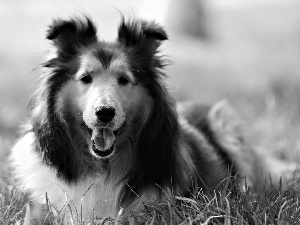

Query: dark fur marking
[[32, 67, 80, 182], [92, 46, 115, 69], [120, 81, 180, 206], [118, 18, 167, 47], [31, 16, 99, 183], [47, 16, 97, 61]]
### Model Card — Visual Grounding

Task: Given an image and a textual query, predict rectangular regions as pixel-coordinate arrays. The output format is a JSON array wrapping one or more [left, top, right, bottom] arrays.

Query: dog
[[10, 15, 296, 224]]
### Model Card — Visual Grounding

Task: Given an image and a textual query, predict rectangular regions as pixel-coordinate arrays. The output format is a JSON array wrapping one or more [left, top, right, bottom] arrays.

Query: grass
[[1, 175, 300, 224], [0, 179, 27, 224], [133, 181, 300, 224]]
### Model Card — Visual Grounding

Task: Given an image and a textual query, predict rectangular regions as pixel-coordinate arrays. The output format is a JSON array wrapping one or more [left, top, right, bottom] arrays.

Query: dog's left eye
[[80, 75, 93, 84], [118, 76, 130, 85]]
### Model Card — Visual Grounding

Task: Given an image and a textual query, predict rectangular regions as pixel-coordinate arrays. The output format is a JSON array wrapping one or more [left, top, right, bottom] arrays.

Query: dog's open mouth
[[91, 128, 118, 158], [83, 123, 119, 158]]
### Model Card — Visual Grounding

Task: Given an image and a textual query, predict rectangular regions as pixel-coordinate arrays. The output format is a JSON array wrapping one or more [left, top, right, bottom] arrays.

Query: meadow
[[1, 0, 300, 224]]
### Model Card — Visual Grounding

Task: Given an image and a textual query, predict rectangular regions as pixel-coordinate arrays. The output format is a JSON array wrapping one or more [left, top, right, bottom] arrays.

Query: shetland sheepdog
[[10, 15, 296, 224]]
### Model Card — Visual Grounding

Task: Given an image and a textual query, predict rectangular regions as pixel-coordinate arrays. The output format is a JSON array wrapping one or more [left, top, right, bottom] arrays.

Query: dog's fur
[[10, 15, 296, 224]]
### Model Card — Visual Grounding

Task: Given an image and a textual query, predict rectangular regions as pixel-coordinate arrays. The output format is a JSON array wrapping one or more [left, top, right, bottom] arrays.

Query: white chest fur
[[10, 132, 122, 222]]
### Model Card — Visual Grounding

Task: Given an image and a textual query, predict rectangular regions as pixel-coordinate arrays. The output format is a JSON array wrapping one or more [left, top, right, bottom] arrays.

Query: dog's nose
[[96, 106, 116, 123]]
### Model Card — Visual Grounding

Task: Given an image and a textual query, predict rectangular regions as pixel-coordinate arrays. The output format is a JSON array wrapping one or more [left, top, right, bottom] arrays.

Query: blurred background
[[1, 0, 300, 168]]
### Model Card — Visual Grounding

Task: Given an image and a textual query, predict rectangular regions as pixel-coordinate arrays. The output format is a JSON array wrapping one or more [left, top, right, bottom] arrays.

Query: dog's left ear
[[118, 18, 167, 47], [47, 16, 97, 58]]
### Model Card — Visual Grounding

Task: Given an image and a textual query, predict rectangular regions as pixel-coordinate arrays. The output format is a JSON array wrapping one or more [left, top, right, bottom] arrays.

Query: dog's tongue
[[92, 129, 115, 151]]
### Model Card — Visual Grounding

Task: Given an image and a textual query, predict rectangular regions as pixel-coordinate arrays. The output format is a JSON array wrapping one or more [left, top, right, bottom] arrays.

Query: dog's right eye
[[80, 75, 93, 84]]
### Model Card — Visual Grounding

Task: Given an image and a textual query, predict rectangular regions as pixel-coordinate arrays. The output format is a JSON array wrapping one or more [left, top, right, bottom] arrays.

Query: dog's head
[[44, 16, 168, 160], [31, 15, 178, 183]]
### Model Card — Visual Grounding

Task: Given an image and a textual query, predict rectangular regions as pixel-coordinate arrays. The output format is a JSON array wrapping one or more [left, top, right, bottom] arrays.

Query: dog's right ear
[[46, 16, 97, 57], [118, 18, 167, 47]]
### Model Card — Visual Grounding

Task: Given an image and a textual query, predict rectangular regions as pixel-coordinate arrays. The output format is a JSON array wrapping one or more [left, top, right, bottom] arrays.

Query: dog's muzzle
[[83, 104, 125, 159]]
